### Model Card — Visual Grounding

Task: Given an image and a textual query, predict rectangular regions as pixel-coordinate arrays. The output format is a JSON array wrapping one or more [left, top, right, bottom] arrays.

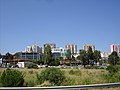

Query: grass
[[60, 68, 109, 85], [0, 68, 119, 87]]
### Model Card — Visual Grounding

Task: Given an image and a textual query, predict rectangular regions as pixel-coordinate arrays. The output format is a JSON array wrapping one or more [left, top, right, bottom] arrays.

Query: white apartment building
[[51, 47, 67, 59], [65, 44, 77, 54], [110, 44, 120, 57], [25, 44, 42, 53], [83, 44, 95, 52], [110, 44, 120, 53], [101, 52, 111, 60]]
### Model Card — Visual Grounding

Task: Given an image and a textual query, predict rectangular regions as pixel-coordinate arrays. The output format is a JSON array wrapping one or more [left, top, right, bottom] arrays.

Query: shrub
[[106, 65, 120, 74], [27, 62, 38, 69], [101, 71, 120, 83], [0, 68, 24, 87], [101, 65, 120, 83], [37, 67, 65, 86], [85, 66, 98, 69]]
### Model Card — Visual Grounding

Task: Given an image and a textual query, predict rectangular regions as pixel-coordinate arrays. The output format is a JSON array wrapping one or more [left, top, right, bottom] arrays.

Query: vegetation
[[43, 45, 53, 65], [4, 52, 13, 59], [106, 65, 120, 74], [77, 48, 101, 67], [66, 49, 72, 60], [37, 67, 65, 86], [0, 68, 24, 87], [87, 47, 94, 65], [103, 65, 120, 83], [94, 50, 101, 64], [31, 59, 44, 65], [108, 51, 120, 65], [48, 59, 60, 66], [27, 62, 38, 69], [0, 66, 120, 87], [79, 50, 87, 67]]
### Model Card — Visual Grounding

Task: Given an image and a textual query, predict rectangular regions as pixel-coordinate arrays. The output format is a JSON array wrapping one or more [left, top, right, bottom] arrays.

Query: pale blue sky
[[0, 0, 120, 54]]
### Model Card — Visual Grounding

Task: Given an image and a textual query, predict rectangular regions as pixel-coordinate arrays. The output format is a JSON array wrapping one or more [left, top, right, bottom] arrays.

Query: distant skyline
[[0, 0, 120, 54]]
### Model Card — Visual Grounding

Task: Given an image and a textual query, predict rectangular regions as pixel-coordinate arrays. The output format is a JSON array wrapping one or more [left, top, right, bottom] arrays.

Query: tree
[[76, 50, 87, 67], [5, 52, 13, 59], [13, 52, 21, 59], [71, 55, 75, 60], [80, 50, 87, 67], [0, 68, 24, 86], [27, 62, 38, 69], [49, 59, 60, 66], [32, 59, 44, 65], [0, 53, 1, 58], [108, 51, 119, 65], [37, 67, 65, 86], [94, 50, 101, 65], [44, 45, 53, 65], [87, 47, 94, 66], [66, 49, 71, 60]]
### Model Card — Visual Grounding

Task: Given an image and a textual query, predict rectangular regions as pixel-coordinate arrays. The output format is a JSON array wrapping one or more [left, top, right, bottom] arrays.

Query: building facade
[[110, 44, 120, 57], [83, 44, 95, 52], [25, 44, 42, 53], [110, 44, 120, 53], [44, 43, 56, 49], [65, 44, 77, 54], [19, 52, 41, 60], [101, 52, 111, 60], [51, 47, 67, 59]]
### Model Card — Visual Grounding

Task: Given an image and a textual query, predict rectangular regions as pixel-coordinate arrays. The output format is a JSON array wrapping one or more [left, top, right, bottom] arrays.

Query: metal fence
[[0, 83, 120, 90]]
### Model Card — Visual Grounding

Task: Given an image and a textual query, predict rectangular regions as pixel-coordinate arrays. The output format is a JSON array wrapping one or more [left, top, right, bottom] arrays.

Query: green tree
[[26, 62, 38, 69], [108, 51, 119, 65], [37, 67, 65, 86], [32, 59, 44, 65], [13, 52, 21, 59], [66, 49, 71, 60], [87, 47, 94, 66], [71, 55, 75, 60], [0, 53, 1, 58], [44, 45, 53, 65], [0, 68, 24, 87], [5, 52, 13, 59], [49, 59, 60, 66], [80, 50, 87, 67], [94, 50, 101, 65], [76, 50, 87, 67]]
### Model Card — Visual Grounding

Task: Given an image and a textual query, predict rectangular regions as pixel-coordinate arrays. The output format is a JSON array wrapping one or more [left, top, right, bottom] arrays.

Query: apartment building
[[83, 44, 95, 52], [65, 44, 77, 54]]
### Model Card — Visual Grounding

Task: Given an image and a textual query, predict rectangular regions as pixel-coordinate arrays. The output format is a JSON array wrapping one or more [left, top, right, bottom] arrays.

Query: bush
[[106, 65, 120, 74], [37, 67, 65, 86], [27, 62, 38, 69], [102, 71, 120, 83], [102, 65, 120, 83], [85, 66, 98, 69], [0, 68, 24, 87]]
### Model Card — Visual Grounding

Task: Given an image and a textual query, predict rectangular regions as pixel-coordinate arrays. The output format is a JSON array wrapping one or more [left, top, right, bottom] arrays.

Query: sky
[[0, 0, 120, 54]]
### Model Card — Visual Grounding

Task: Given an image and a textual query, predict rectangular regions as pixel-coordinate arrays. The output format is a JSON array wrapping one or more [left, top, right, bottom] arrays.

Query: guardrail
[[0, 83, 120, 90]]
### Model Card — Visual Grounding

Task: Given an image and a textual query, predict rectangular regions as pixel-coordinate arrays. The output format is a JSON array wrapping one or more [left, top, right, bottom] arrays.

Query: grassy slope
[[0, 68, 119, 87], [61, 69, 108, 85], [17, 68, 109, 86]]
